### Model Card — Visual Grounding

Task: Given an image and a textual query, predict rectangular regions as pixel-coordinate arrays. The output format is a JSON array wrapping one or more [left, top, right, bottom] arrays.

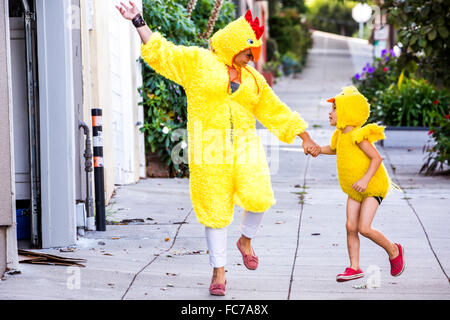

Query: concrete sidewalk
[[1, 31, 449, 300]]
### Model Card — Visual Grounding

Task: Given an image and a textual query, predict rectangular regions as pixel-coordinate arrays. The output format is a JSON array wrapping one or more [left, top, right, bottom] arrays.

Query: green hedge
[[268, 8, 312, 77]]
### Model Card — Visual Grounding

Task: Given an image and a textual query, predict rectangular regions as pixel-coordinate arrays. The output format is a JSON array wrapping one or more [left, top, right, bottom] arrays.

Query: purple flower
[[362, 62, 372, 72], [354, 73, 361, 80], [385, 55, 390, 61], [368, 67, 375, 74], [389, 49, 396, 57], [381, 49, 387, 56]]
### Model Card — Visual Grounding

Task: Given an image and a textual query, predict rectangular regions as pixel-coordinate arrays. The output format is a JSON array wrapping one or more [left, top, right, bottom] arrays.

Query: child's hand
[[352, 178, 369, 193]]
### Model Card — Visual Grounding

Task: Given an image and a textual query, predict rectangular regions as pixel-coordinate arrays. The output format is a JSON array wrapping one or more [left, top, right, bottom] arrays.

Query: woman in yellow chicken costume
[[117, 3, 319, 295], [319, 86, 405, 283]]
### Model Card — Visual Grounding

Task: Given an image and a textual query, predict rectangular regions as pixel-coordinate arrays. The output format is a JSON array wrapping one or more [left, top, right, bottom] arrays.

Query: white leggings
[[205, 210, 264, 268]]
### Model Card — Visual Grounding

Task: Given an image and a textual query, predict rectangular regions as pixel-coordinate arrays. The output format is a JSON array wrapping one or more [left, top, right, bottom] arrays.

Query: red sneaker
[[389, 243, 405, 277], [336, 268, 364, 282]]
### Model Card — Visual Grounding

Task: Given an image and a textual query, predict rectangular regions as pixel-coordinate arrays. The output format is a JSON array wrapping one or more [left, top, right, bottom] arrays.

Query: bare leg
[[346, 197, 362, 270], [358, 197, 399, 259], [212, 267, 226, 285], [238, 235, 253, 255]]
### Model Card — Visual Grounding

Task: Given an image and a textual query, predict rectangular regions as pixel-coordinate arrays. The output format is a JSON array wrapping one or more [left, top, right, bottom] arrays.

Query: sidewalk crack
[[287, 156, 310, 299], [121, 208, 194, 299], [383, 150, 450, 283]]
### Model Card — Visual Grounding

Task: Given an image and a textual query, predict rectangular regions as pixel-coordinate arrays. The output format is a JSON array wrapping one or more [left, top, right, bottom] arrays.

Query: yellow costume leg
[[189, 164, 235, 229], [233, 134, 275, 212]]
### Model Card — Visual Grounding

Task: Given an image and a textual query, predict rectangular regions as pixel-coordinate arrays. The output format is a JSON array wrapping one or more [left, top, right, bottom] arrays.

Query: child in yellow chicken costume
[[318, 86, 405, 282], [133, 8, 317, 295]]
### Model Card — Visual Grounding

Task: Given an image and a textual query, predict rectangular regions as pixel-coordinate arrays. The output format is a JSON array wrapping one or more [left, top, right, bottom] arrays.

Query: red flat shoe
[[390, 243, 405, 277], [209, 278, 226, 296], [237, 238, 259, 270], [336, 267, 364, 282]]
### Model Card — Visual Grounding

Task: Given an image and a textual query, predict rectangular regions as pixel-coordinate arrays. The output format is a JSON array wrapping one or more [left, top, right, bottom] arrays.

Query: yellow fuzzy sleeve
[[253, 79, 308, 144], [141, 32, 200, 87], [330, 129, 341, 150], [352, 123, 386, 144]]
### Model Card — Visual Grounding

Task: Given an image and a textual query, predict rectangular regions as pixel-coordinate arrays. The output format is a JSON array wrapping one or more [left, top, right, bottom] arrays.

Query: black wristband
[[132, 14, 146, 28]]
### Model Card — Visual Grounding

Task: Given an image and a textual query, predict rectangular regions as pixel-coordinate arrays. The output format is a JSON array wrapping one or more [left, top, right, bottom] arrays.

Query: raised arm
[[116, 1, 152, 43], [116, 1, 199, 88]]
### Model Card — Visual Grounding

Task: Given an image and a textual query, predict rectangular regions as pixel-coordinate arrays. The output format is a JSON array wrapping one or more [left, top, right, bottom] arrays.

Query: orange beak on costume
[[251, 46, 261, 62], [327, 98, 335, 103]]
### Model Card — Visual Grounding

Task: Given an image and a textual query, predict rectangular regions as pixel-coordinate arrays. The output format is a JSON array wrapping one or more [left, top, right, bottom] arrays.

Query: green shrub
[[421, 112, 450, 175], [281, 0, 307, 13], [268, 7, 312, 76], [306, 0, 358, 37], [383, 0, 450, 88], [266, 38, 279, 62], [281, 52, 302, 76], [179, 0, 236, 35], [263, 50, 283, 78], [370, 78, 449, 127]]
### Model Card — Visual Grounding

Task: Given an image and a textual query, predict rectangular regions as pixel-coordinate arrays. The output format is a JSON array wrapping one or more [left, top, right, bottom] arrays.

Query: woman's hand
[[298, 131, 320, 157], [116, 1, 153, 43], [352, 178, 369, 193], [116, 1, 140, 20]]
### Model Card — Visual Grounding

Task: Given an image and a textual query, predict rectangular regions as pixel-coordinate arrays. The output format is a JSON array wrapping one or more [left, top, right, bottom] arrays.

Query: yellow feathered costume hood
[[328, 86, 370, 130], [210, 10, 264, 68]]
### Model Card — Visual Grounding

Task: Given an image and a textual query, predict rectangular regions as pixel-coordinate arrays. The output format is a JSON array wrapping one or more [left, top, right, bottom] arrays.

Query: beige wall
[[80, 0, 114, 205], [80, 0, 144, 205]]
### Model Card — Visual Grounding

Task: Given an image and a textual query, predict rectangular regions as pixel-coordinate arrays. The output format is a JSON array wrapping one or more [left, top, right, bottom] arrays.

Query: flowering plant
[[369, 77, 449, 127], [421, 110, 450, 175], [352, 49, 402, 106]]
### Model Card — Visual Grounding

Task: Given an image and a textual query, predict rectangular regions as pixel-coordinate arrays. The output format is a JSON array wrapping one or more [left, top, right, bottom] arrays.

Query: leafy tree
[[306, 0, 358, 37], [383, 0, 450, 88], [180, 0, 236, 36], [269, 8, 312, 57], [281, 0, 307, 13]]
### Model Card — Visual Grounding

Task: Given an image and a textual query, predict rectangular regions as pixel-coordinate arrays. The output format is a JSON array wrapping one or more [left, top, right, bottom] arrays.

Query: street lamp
[[352, 3, 372, 39]]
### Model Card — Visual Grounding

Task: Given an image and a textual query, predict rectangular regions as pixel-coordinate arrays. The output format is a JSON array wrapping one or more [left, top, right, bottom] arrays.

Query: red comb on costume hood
[[245, 9, 264, 40]]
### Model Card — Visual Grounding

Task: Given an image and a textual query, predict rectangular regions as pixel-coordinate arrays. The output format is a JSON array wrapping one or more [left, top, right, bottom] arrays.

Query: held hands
[[116, 1, 140, 20], [302, 139, 321, 157]]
